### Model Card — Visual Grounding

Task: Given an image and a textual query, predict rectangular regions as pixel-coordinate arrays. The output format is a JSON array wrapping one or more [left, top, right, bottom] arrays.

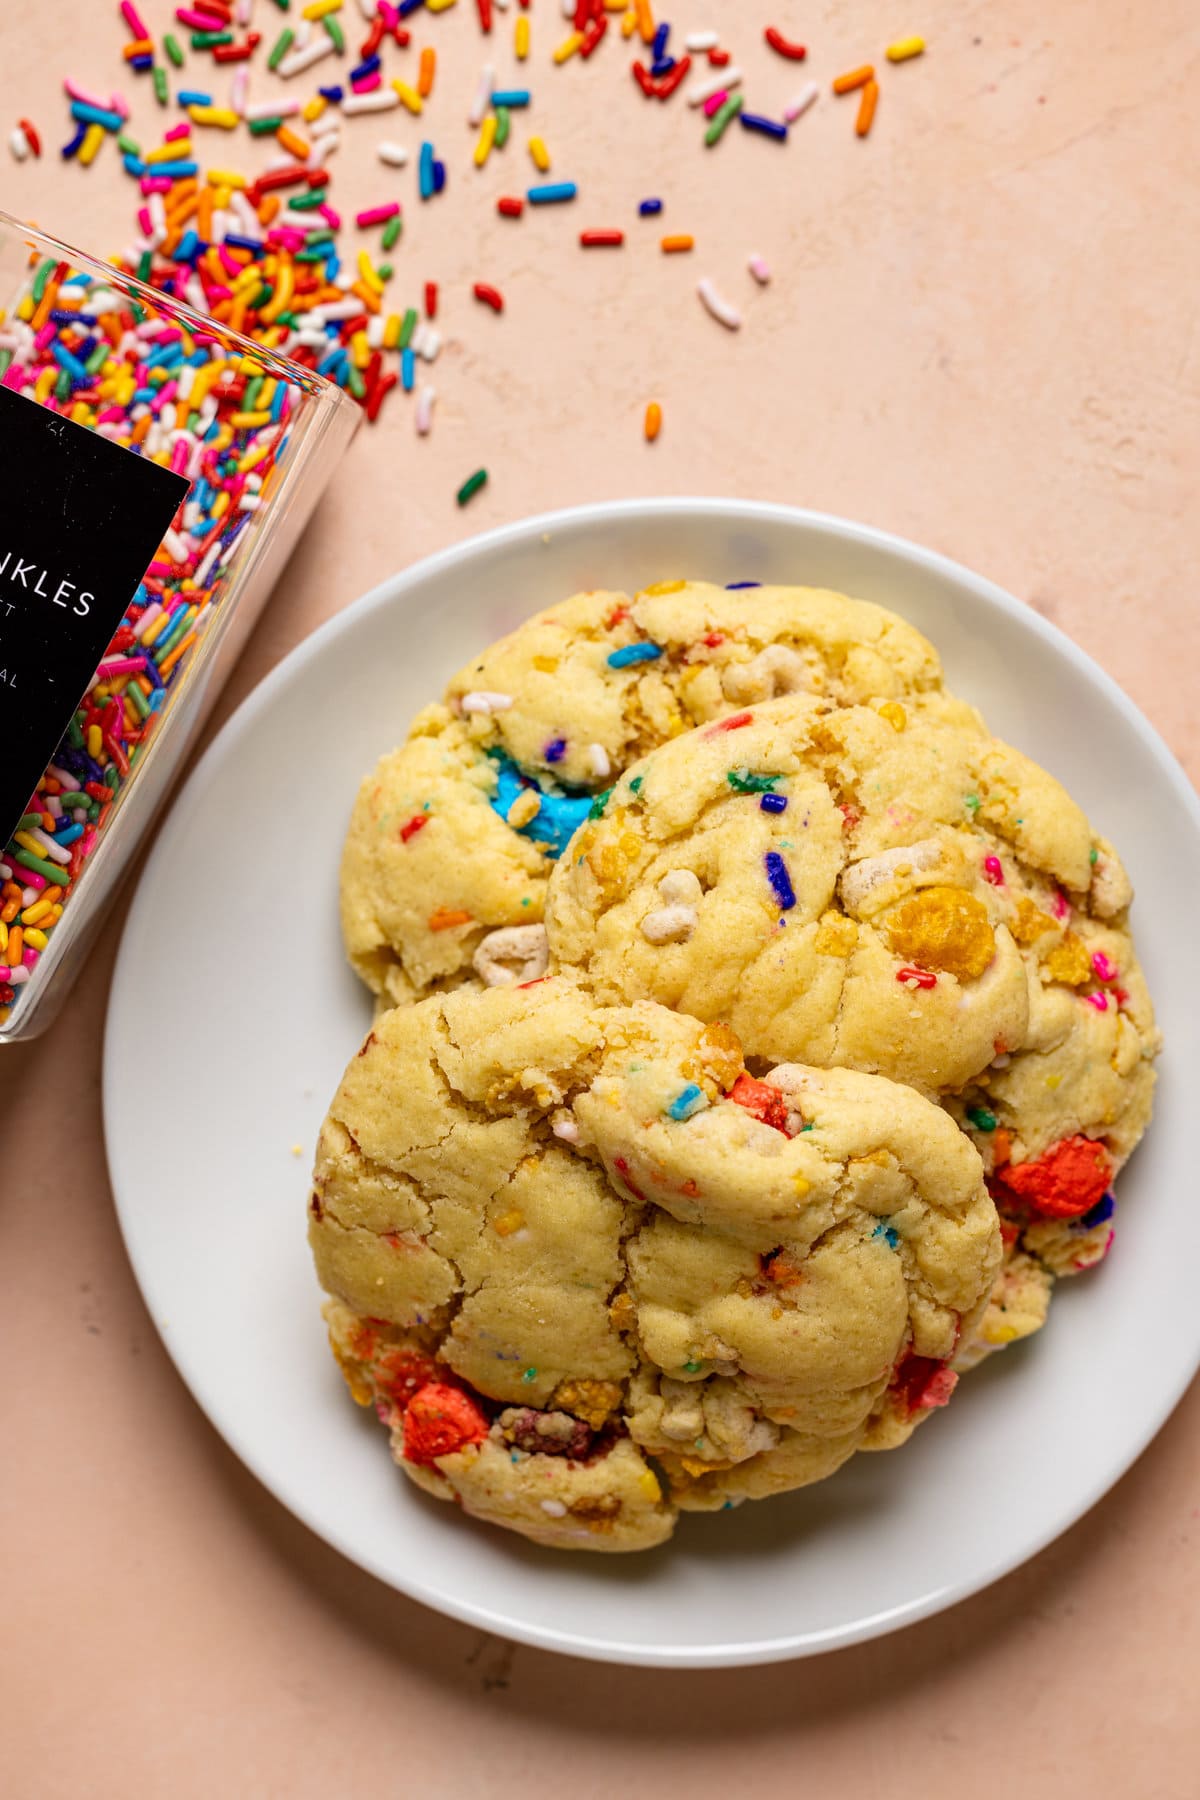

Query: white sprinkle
[[685, 29, 720, 51], [460, 690, 514, 715], [561, 0, 574, 14], [366, 315, 385, 348], [245, 97, 302, 121], [357, 0, 377, 16], [416, 386, 436, 435], [341, 88, 401, 115], [783, 81, 819, 123], [697, 277, 742, 331], [414, 324, 441, 363], [235, 0, 252, 24], [687, 68, 743, 107], [540, 1499, 568, 1517], [587, 743, 611, 779], [229, 67, 249, 116], [468, 64, 495, 128], [9, 127, 29, 162], [551, 1114, 580, 1144], [293, 18, 312, 50], [276, 37, 337, 78], [309, 131, 340, 164], [377, 140, 410, 167], [747, 253, 771, 285]]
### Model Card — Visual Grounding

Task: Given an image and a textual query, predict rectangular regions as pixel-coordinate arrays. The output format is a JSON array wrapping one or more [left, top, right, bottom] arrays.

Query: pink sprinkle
[[96, 656, 149, 678], [34, 322, 56, 352], [1, 364, 27, 391], [983, 855, 1004, 886], [22, 948, 39, 970], [109, 92, 131, 122], [1052, 889, 1071, 920], [1092, 950, 1117, 983], [137, 205, 154, 236], [356, 202, 401, 227], [318, 203, 342, 229], [352, 71, 383, 93], [64, 79, 112, 109], [703, 89, 730, 117], [16, 867, 46, 890], [140, 176, 173, 195], [1085, 991, 1109, 1011], [170, 440, 190, 475], [120, 0, 151, 38], [175, 6, 229, 30], [164, 121, 191, 142], [379, 0, 399, 26]]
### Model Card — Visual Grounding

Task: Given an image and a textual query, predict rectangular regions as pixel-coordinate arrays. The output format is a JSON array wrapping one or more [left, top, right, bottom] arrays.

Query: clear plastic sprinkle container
[[0, 209, 358, 1042]]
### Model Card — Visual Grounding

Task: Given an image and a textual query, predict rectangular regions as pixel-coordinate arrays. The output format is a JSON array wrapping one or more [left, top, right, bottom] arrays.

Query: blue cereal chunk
[[1075, 1191, 1116, 1230], [668, 1083, 708, 1121], [873, 1222, 900, 1249], [607, 641, 663, 669], [488, 754, 593, 858]]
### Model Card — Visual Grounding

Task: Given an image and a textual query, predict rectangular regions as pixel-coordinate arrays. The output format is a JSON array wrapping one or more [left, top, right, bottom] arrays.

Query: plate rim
[[103, 495, 1200, 1667]]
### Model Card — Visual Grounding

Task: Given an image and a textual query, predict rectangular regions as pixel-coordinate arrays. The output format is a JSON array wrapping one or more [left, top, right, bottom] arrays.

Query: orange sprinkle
[[660, 233, 694, 253], [644, 401, 662, 441], [855, 78, 879, 136], [832, 64, 874, 94], [276, 124, 311, 161], [634, 0, 654, 43], [429, 908, 474, 931], [418, 46, 436, 97]]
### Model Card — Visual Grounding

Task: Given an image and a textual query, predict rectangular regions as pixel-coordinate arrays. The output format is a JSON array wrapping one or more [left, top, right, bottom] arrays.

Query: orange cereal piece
[[401, 1382, 489, 1466], [883, 886, 996, 981], [1002, 1135, 1113, 1220]]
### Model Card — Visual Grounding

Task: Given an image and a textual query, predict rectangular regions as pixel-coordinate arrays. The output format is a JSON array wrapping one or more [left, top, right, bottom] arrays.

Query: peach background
[[2, 1, 1198, 1794]]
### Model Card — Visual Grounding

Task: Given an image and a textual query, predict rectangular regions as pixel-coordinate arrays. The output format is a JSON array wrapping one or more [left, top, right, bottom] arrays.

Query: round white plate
[[104, 499, 1200, 1667]]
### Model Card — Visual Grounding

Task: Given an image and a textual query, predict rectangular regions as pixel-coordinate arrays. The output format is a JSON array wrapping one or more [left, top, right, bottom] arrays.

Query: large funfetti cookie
[[339, 581, 944, 1007], [310, 979, 1000, 1551], [546, 692, 1159, 1359]]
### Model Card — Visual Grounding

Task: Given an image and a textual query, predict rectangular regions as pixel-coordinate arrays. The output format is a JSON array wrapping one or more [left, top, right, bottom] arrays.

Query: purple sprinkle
[[725, 580, 761, 589], [760, 792, 787, 814], [764, 850, 795, 910], [544, 738, 567, 764], [1076, 1191, 1116, 1230]]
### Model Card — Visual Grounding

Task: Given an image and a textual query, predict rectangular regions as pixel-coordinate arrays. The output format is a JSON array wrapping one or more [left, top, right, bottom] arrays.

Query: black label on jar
[[0, 382, 190, 843]]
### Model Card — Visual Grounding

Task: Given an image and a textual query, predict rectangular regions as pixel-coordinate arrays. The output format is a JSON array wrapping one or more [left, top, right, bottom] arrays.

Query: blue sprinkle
[[69, 100, 125, 131], [873, 1222, 900, 1250], [764, 850, 796, 910], [668, 1084, 708, 1122], [607, 641, 663, 668], [760, 792, 788, 814], [544, 738, 567, 764], [418, 140, 434, 200], [224, 232, 264, 254], [400, 346, 415, 391], [650, 55, 675, 77], [491, 89, 531, 107], [432, 158, 446, 195], [318, 84, 344, 102], [349, 54, 381, 81], [130, 53, 153, 70], [528, 182, 578, 205], [725, 580, 761, 589], [638, 197, 663, 215], [62, 125, 88, 160], [398, 0, 425, 15], [178, 89, 213, 107], [1076, 1191, 1116, 1230], [651, 21, 670, 59], [740, 113, 789, 141]]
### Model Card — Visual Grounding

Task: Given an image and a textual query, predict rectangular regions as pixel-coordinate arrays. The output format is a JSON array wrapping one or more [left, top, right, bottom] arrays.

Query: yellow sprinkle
[[636, 1468, 662, 1502], [349, 328, 371, 368], [356, 249, 385, 293], [302, 95, 327, 124], [553, 30, 584, 62], [228, 410, 271, 428], [291, 1144, 304, 1157], [1045, 1074, 1061, 1090], [22, 927, 48, 952], [427, 0, 457, 9], [792, 1175, 811, 1198], [532, 654, 559, 672], [78, 122, 106, 167], [382, 313, 401, 349], [20, 900, 52, 927], [528, 134, 550, 172], [205, 168, 247, 189], [886, 35, 926, 62], [492, 1209, 525, 1237], [621, 8, 638, 36], [984, 1324, 1019, 1345], [302, 0, 342, 17], [392, 79, 424, 115], [188, 106, 239, 129], [877, 702, 907, 731], [146, 138, 192, 163], [515, 14, 529, 58], [473, 113, 497, 167], [644, 579, 684, 595]]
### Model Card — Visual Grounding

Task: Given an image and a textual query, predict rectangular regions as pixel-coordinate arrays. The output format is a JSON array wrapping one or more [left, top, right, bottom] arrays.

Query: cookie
[[310, 978, 1000, 1551], [340, 581, 944, 1008]]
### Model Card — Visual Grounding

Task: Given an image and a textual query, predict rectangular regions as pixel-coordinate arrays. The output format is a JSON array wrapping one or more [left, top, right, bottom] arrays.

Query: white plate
[[104, 500, 1200, 1667]]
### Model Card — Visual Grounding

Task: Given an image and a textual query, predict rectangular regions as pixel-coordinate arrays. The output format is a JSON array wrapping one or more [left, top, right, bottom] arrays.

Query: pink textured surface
[[2, 2, 1198, 1793]]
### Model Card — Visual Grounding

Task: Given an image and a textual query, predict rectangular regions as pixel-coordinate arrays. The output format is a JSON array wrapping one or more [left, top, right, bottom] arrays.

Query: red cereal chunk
[[1002, 1134, 1112, 1219], [402, 1382, 489, 1466], [375, 1348, 440, 1406], [727, 1072, 791, 1135], [892, 1354, 958, 1414]]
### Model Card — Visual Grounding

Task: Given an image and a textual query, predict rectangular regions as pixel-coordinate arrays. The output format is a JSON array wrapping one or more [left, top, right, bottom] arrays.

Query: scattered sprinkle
[[607, 641, 664, 668], [644, 400, 663, 441], [764, 850, 796, 910], [697, 275, 742, 329], [886, 36, 926, 63], [456, 467, 489, 505]]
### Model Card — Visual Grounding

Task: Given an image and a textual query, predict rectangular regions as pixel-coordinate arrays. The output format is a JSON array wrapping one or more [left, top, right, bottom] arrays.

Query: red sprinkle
[[473, 281, 504, 312], [764, 25, 807, 60], [653, 53, 691, 98], [706, 710, 754, 734], [892, 1354, 958, 1414], [476, 0, 493, 33], [613, 1155, 646, 1201], [402, 1382, 489, 1466], [703, 632, 725, 648], [708, 46, 731, 66], [727, 1072, 792, 1135], [632, 60, 655, 96], [18, 118, 41, 157], [496, 196, 524, 217], [424, 280, 438, 318], [580, 229, 625, 247], [896, 965, 938, 989], [1000, 1135, 1112, 1220], [400, 813, 430, 843], [983, 855, 1004, 885]]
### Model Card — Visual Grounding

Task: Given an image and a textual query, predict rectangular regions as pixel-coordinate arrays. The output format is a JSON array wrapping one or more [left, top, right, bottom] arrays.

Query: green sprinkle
[[13, 849, 70, 885], [323, 14, 345, 50], [683, 1359, 703, 1374], [377, 263, 394, 281], [521, 896, 531, 907], [268, 26, 294, 69], [153, 65, 169, 104], [13, 813, 43, 833], [398, 306, 418, 348], [0, 349, 12, 380], [31, 257, 57, 304], [967, 1106, 997, 1132], [1090, 847, 1099, 865], [271, 0, 289, 9], [382, 214, 403, 251], [248, 115, 286, 135], [54, 369, 72, 403], [629, 775, 643, 794], [494, 104, 511, 148], [345, 363, 366, 399], [163, 32, 184, 67], [704, 92, 744, 146], [726, 768, 780, 795], [288, 187, 327, 211], [521, 1366, 538, 1384], [136, 250, 153, 283], [588, 787, 613, 820], [457, 468, 488, 506], [242, 376, 264, 414], [190, 29, 232, 48], [116, 132, 141, 156], [964, 794, 981, 813]]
